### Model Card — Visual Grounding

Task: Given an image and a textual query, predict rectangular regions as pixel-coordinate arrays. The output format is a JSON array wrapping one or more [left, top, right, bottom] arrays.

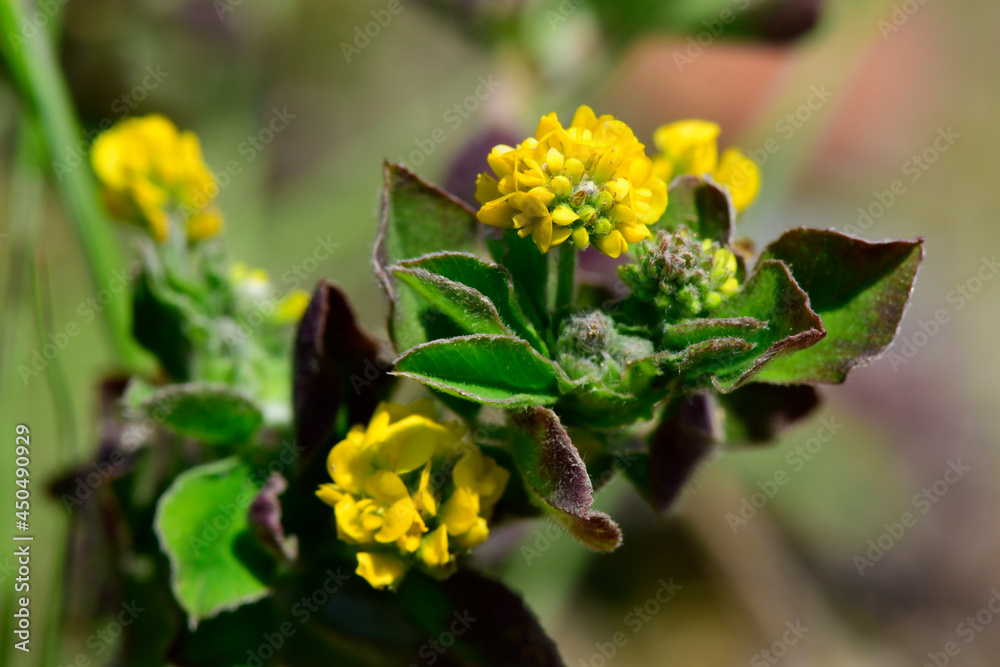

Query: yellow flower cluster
[[317, 400, 510, 590], [475, 106, 668, 258], [91, 115, 223, 243], [228, 262, 310, 325], [652, 120, 761, 214]]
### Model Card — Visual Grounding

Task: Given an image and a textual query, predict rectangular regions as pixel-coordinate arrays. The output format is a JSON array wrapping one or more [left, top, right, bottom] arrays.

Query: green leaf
[[706, 259, 826, 390], [660, 175, 734, 247], [392, 252, 546, 352], [374, 162, 481, 351], [393, 334, 562, 408], [677, 337, 756, 377], [487, 229, 549, 332], [139, 382, 263, 445], [154, 458, 275, 628], [557, 381, 661, 430], [510, 407, 621, 552], [662, 317, 767, 349], [132, 267, 193, 381], [755, 229, 923, 384]]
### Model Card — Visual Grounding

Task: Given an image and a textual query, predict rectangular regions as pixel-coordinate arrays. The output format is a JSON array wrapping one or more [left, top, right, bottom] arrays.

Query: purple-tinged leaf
[[510, 407, 622, 552], [626, 394, 719, 514], [756, 229, 923, 384], [293, 280, 391, 460]]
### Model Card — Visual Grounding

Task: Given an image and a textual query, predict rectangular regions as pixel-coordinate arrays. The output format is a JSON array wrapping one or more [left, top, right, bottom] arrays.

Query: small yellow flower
[[317, 400, 510, 588], [419, 526, 451, 569], [273, 290, 310, 324], [356, 552, 408, 590], [652, 120, 761, 214], [91, 114, 223, 242], [713, 148, 760, 214], [475, 106, 667, 258], [229, 262, 312, 327]]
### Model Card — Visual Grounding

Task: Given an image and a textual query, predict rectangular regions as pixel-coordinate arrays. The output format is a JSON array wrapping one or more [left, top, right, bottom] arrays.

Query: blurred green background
[[2, 0, 999, 664]]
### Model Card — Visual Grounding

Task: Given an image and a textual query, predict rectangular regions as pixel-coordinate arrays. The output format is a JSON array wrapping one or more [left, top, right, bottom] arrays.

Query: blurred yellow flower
[[229, 262, 310, 326], [652, 120, 761, 214], [317, 400, 510, 589], [91, 114, 223, 242], [475, 106, 667, 258], [355, 552, 408, 590]]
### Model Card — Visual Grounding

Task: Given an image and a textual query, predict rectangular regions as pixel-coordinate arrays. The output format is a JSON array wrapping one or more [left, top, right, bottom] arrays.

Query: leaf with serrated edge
[[487, 229, 549, 332], [154, 458, 274, 628], [707, 260, 826, 391], [393, 267, 509, 337], [394, 251, 545, 352], [393, 334, 563, 408], [374, 162, 480, 351], [662, 317, 767, 350], [510, 407, 621, 552], [755, 228, 923, 384]]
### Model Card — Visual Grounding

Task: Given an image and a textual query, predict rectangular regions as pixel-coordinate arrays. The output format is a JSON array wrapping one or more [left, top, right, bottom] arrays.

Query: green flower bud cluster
[[556, 311, 654, 387], [619, 226, 740, 322]]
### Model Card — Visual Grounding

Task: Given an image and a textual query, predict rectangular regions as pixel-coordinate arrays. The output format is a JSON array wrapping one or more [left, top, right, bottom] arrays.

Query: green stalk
[[0, 0, 151, 373], [554, 242, 576, 311], [0, 113, 46, 667]]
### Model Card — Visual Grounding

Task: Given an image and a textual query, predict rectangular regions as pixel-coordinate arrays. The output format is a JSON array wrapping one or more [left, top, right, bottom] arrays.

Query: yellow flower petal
[[419, 525, 451, 568], [551, 204, 579, 226], [653, 119, 720, 175], [376, 415, 444, 473], [414, 461, 438, 518], [356, 552, 408, 590], [570, 105, 598, 132], [714, 147, 760, 213], [375, 497, 420, 543], [619, 223, 651, 244], [273, 289, 310, 324], [363, 470, 410, 505], [530, 216, 554, 254], [452, 517, 490, 549], [545, 147, 565, 174], [475, 173, 502, 204], [440, 487, 480, 536], [477, 196, 516, 228], [315, 483, 343, 508], [334, 494, 377, 544], [593, 229, 628, 258], [328, 435, 376, 496]]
